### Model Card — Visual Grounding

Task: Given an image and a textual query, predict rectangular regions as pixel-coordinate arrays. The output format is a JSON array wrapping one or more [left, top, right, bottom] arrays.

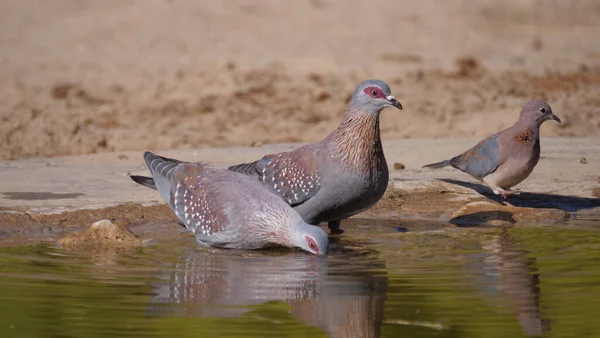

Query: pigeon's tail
[[134, 151, 182, 206], [422, 159, 451, 169], [130, 175, 156, 190], [228, 160, 260, 176]]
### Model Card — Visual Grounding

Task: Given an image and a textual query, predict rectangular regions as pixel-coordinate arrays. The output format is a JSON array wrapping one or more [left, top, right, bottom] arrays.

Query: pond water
[[1, 216, 600, 338]]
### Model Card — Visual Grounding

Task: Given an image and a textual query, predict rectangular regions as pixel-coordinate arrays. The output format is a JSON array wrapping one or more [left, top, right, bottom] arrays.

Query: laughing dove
[[130, 151, 328, 254], [228, 79, 403, 234], [423, 100, 561, 205]]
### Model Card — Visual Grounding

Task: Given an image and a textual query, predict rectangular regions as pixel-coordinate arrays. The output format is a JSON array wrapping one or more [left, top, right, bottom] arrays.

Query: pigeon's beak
[[386, 95, 403, 110], [550, 114, 561, 123]]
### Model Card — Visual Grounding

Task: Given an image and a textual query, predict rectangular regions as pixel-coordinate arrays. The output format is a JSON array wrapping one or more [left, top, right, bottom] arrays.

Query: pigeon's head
[[292, 220, 329, 255], [349, 79, 402, 115], [521, 100, 561, 126]]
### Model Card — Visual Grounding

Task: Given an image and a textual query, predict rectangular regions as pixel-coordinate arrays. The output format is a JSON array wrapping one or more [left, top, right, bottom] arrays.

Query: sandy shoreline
[[1, 138, 598, 246], [0, 1, 599, 246]]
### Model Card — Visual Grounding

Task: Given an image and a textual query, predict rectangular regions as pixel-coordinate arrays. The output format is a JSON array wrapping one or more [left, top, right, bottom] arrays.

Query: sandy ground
[[1, 0, 600, 160]]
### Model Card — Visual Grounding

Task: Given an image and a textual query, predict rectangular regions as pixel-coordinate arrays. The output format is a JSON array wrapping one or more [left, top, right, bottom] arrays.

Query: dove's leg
[[506, 188, 521, 196], [488, 184, 512, 206], [492, 188, 516, 207], [328, 220, 344, 235]]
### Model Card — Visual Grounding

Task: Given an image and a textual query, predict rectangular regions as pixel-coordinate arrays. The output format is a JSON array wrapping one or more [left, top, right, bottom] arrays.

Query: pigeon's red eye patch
[[363, 86, 385, 99], [306, 236, 319, 254]]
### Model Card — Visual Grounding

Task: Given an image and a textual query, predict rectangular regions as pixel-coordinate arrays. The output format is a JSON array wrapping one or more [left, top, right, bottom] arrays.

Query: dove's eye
[[539, 107, 547, 113]]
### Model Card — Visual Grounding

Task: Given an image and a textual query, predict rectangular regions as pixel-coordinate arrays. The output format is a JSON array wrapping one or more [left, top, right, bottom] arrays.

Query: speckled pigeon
[[130, 151, 328, 254], [228, 79, 403, 234], [423, 100, 561, 205]]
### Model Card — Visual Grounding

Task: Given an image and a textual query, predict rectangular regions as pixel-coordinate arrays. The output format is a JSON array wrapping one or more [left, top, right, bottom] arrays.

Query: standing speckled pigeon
[[130, 151, 328, 254], [228, 80, 402, 234], [423, 100, 561, 205]]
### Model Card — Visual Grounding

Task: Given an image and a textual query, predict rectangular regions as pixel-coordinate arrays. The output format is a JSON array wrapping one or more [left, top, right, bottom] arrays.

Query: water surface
[[1, 218, 600, 338]]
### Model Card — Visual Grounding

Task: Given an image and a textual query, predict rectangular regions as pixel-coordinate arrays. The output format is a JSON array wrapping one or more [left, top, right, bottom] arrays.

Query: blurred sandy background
[[1, 0, 599, 160]]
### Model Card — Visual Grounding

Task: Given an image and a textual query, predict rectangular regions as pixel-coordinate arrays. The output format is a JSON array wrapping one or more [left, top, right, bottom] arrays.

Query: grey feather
[[422, 160, 451, 169], [130, 175, 156, 189], [450, 135, 501, 179], [142, 151, 181, 208], [227, 160, 260, 177]]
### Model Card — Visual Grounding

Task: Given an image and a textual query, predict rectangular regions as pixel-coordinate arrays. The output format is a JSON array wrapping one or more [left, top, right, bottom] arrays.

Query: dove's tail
[[422, 160, 451, 169]]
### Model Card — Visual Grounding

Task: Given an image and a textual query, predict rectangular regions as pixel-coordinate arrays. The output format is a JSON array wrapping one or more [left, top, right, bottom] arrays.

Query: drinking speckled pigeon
[[423, 100, 561, 205], [130, 151, 328, 254], [228, 80, 403, 234]]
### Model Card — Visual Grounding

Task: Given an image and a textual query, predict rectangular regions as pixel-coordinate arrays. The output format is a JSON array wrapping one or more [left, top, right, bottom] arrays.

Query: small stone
[[314, 90, 331, 102], [416, 69, 424, 81], [393, 162, 406, 170], [455, 57, 481, 78], [111, 84, 124, 93], [580, 157, 587, 164], [51, 83, 75, 100], [118, 154, 129, 160], [59, 219, 142, 247]]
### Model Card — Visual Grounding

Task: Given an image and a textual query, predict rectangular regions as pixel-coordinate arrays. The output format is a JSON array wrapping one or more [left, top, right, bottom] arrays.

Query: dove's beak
[[386, 95, 403, 110], [551, 114, 561, 123]]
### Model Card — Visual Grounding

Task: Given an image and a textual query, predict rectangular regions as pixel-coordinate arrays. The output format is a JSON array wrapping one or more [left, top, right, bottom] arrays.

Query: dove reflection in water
[[480, 229, 551, 337], [148, 249, 387, 338]]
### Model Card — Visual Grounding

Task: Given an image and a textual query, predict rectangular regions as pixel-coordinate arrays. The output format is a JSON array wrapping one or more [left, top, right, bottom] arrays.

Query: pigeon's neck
[[253, 206, 295, 246], [510, 118, 540, 146], [329, 108, 385, 174]]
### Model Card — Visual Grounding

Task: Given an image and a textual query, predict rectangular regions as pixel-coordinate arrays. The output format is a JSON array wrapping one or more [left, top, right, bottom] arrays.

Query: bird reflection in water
[[148, 246, 387, 338], [481, 229, 551, 336]]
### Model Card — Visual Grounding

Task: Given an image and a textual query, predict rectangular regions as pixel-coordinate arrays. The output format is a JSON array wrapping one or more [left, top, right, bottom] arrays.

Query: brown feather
[[329, 108, 385, 177]]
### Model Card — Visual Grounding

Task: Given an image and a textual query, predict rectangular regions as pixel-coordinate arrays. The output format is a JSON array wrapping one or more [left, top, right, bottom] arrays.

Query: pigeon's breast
[[295, 161, 389, 223]]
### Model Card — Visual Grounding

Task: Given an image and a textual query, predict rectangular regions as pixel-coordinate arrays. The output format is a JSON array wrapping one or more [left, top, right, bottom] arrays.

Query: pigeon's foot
[[329, 228, 345, 235], [328, 221, 344, 235]]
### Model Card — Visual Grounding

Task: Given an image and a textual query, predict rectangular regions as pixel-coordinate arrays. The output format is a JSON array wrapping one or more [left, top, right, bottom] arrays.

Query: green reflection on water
[[1, 225, 600, 338]]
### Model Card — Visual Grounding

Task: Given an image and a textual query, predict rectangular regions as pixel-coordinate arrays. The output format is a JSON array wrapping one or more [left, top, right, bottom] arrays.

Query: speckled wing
[[450, 135, 501, 179], [171, 164, 231, 242], [229, 151, 321, 206]]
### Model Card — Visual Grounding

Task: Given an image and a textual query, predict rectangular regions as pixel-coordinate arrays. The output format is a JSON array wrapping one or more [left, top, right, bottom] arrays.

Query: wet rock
[[449, 202, 568, 226], [59, 219, 143, 247]]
